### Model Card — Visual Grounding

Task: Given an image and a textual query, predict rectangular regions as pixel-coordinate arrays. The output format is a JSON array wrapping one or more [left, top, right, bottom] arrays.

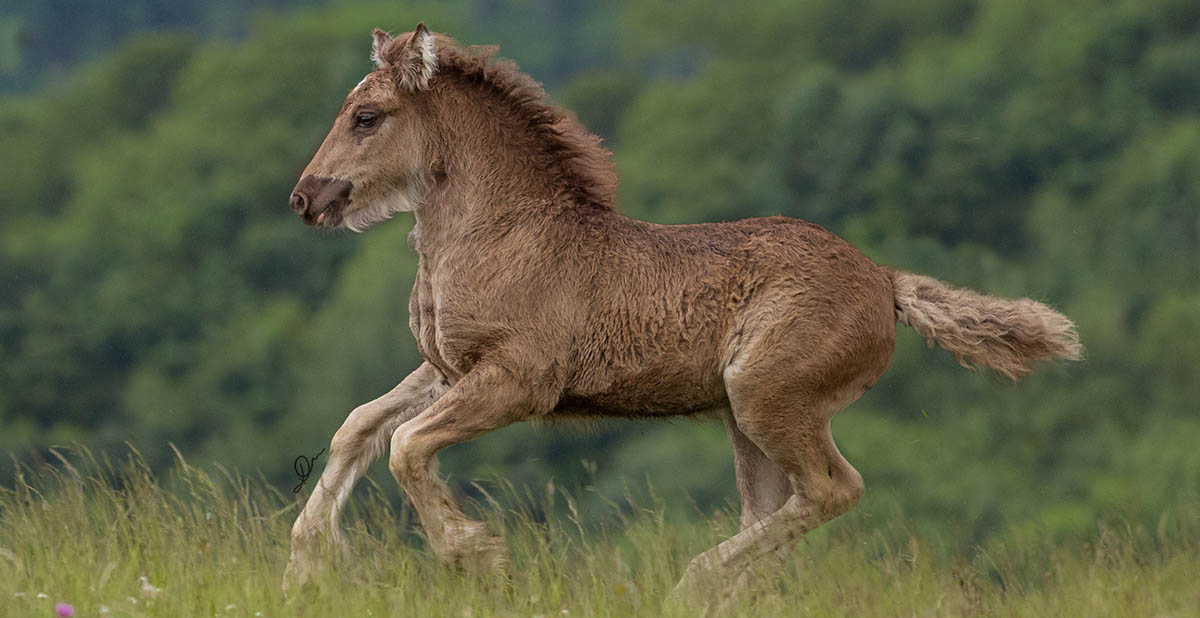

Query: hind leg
[[671, 379, 866, 608], [723, 413, 795, 594], [724, 412, 791, 529]]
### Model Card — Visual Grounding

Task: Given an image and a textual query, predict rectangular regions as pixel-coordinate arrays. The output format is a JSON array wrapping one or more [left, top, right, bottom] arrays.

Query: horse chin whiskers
[[340, 183, 426, 233]]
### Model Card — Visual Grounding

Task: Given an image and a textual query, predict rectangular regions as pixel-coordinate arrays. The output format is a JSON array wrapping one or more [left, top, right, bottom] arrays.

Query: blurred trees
[[0, 0, 1197, 545], [0, 0, 327, 91]]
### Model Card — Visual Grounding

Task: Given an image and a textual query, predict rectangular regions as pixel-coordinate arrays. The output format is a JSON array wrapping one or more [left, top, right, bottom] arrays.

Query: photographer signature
[[292, 448, 326, 494]]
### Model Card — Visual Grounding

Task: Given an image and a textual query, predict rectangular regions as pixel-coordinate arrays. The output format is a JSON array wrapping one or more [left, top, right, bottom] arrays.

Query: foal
[[283, 24, 1081, 603]]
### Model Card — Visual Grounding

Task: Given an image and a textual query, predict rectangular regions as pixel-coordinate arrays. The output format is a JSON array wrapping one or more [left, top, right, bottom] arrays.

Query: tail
[[891, 270, 1082, 380]]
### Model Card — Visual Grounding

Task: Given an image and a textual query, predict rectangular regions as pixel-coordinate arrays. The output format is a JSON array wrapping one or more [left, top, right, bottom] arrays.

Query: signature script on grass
[[292, 448, 326, 494]]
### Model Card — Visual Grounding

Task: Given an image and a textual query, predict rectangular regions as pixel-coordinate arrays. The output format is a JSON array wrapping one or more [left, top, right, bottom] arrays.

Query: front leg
[[285, 362, 449, 592], [388, 364, 547, 571]]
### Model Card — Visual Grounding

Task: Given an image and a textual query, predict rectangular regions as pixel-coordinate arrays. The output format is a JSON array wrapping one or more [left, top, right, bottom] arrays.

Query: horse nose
[[289, 191, 308, 214], [290, 174, 322, 214], [290, 175, 353, 224], [290, 174, 329, 216]]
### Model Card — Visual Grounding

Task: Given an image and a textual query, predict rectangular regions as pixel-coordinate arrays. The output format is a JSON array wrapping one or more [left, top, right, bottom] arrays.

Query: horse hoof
[[281, 558, 308, 598]]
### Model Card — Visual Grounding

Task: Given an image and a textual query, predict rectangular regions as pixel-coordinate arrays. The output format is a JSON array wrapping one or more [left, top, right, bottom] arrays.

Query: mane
[[386, 33, 619, 211]]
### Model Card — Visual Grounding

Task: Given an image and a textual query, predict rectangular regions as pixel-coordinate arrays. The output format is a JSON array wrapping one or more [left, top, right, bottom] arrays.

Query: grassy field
[[2, 449, 1198, 617]]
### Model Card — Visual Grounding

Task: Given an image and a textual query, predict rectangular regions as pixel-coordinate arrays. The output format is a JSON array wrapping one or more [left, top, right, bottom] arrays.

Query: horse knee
[[330, 402, 382, 456], [329, 425, 360, 459], [387, 425, 424, 483]]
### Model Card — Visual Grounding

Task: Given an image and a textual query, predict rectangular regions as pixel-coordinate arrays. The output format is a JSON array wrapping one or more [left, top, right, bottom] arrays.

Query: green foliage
[[0, 0, 1198, 550], [559, 69, 644, 143], [0, 0, 324, 91]]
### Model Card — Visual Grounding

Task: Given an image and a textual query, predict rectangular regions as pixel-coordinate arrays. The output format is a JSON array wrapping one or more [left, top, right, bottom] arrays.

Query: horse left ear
[[393, 22, 437, 91], [371, 28, 394, 68]]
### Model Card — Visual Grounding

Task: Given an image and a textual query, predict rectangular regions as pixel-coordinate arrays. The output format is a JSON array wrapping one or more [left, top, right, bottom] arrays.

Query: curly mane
[[382, 32, 619, 211]]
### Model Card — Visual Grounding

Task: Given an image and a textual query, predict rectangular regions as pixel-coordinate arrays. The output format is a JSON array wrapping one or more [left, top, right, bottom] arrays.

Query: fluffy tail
[[892, 270, 1082, 380]]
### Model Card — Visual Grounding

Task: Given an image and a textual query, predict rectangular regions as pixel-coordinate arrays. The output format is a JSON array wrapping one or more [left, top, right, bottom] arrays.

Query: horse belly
[[557, 360, 727, 419]]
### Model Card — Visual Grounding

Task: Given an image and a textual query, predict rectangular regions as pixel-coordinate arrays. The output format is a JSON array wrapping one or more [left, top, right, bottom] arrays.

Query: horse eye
[[354, 113, 377, 129]]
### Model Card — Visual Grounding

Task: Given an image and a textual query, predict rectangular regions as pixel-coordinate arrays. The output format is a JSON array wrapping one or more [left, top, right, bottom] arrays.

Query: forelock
[[340, 71, 394, 113]]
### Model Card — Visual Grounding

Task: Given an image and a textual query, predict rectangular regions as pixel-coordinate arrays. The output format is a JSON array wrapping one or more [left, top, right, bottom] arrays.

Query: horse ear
[[393, 22, 437, 91], [371, 28, 394, 68]]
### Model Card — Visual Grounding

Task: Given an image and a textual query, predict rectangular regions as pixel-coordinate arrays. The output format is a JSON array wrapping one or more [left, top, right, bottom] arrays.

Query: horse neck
[[410, 83, 592, 255]]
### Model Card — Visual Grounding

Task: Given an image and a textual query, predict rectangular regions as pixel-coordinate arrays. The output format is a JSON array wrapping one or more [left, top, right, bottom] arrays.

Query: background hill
[[1, 0, 1198, 548]]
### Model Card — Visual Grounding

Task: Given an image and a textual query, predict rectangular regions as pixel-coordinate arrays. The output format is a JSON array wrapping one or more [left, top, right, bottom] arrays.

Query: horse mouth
[[302, 204, 347, 228]]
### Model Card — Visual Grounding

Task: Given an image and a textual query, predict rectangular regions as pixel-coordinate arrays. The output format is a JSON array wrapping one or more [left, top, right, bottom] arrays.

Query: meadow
[[3, 448, 1197, 618]]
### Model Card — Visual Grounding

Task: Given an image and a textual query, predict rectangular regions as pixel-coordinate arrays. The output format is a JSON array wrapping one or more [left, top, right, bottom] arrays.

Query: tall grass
[[2, 447, 1198, 617]]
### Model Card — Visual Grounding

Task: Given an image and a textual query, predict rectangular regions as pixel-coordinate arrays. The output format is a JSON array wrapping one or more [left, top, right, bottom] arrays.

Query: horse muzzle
[[290, 175, 353, 227]]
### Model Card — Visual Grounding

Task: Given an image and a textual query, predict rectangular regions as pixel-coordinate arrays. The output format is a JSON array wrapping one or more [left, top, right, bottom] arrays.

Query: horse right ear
[[391, 23, 437, 91], [369, 24, 437, 91]]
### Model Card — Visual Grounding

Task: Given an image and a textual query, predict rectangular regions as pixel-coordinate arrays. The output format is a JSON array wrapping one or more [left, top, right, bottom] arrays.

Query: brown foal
[[282, 24, 1082, 606]]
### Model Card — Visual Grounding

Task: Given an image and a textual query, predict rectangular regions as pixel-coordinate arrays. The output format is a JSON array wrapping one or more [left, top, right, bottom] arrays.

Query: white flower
[[36, 593, 48, 599], [138, 575, 162, 599], [99, 606, 111, 615]]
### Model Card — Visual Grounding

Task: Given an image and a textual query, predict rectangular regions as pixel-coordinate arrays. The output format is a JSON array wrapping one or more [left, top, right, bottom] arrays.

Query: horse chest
[[410, 268, 488, 380]]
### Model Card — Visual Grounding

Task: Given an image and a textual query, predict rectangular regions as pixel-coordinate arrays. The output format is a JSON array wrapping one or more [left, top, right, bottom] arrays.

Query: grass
[[2, 448, 1199, 617]]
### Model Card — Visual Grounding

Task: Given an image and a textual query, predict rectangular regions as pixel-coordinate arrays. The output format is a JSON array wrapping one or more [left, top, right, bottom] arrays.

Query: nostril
[[290, 193, 307, 213]]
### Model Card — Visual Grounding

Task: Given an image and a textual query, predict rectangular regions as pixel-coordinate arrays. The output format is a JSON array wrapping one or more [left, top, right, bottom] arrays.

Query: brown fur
[[283, 25, 1083, 607]]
